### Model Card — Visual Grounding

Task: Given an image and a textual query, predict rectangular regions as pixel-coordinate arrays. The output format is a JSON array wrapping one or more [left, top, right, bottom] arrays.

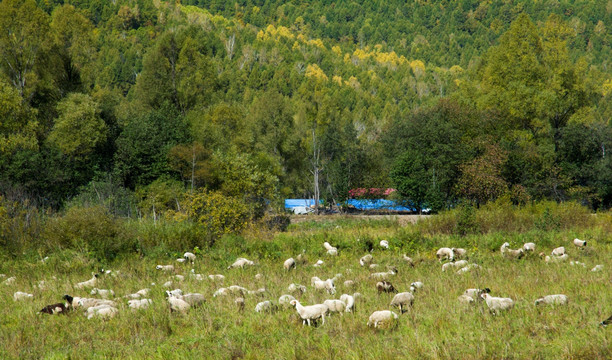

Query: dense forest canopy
[[0, 0, 611, 216]]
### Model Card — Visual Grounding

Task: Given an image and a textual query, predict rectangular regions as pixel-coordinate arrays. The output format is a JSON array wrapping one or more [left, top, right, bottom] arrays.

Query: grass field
[[0, 214, 611, 359]]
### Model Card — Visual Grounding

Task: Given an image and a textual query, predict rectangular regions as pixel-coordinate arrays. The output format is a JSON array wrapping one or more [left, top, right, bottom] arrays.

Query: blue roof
[[284, 199, 322, 209], [346, 199, 417, 212]]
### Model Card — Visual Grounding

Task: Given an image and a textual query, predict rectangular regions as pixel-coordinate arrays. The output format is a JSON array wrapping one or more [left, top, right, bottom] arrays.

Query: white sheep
[[181, 293, 206, 307], [591, 265, 604, 272], [367, 310, 398, 328], [13, 292, 33, 301], [523, 242, 536, 252], [379, 240, 389, 249], [313, 260, 324, 267], [235, 297, 245, 312], [402, 254, 414, 266], [86, 304, 118, 320], [481, 293, 514, 315], [458, 294, 475, 304], [339, 294, 356, 312], [287, 283, 307, 295], [184, 252, 196, 263], [360, 254, 373, 267], [544, 254, 568, 263], [247, 288, 266, 297], [452, 248, 467, 258], [208, 274, 225, 282], [290, 300, 329, 326], [284, 258, 296, 271], [573, 238, 587, 249], [442, 260, 468, 272], [552, 247, 566, 256], [279, 294, 296, 308], [501, 242, 524, 259], [410, 282, 424, 291], [369, 264, 379, 269], [370, 270, 396, 280], [228, 257, 255, 269], [390, 292, 414, 313], [323, 242, 335, 251], [464, 288, 490, 300], [165, 289, 183, 298], [77, 298, 117, 311], [228, 285, 248, 296], [163, 281, 174, 288], [128, 299, 152, 310], [74, 274, 99, 289], [189, 270, 204, 281], [255, 273, 264, 280], [312, 278, 336, 295], [90, 288, 115, 299], [156, 265, 175, 272], [327, 248, 338, 256], [343, 280, 356, 288], [255, 300, 277, 313], [534, 294, 568, 306], [436, 247, 455, 261], [168, 296, 190, 313], [570, 261, 586, 267], [176, 258, 186, 264], [457, 263, 480, 274], [323, 299, 346, 315]]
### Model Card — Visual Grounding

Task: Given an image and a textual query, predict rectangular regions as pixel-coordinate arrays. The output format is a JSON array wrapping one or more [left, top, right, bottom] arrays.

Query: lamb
[[552, 247, 565, 257], [86, 304, 118, 320], [74, 274, 99, 289], [534, 294, 568, 306], [168, 296, 190, 313], [339, 294, 356, 312], [284, 258, 296, 271], [523, 242, 536, 252], [128, 299, 152, 310], [13, 292, 33, 301], [288, 283, 307, 295], [379, 240, 389, 249], [183, 252, 196, 263], [247, 288, 266, 297], [323, 299, 346, 314], [228, 257, 255, 269], [156, 265, 175, 272], [376, 281, 397, 293], [458, 294, 475, 304], [279, 294, 296, 308], [591, 265, 604, 272], [573, 238, 587, 249], [40, 295, 73, 315], [390, 292, 414, 313], [501, 242, 524, 259], [436, 247, 455, 261], [90, 288, 115, 299], [312, 278, 336, 295], [367, 310, 398, 328], [359, 254, 373, 267], [327, 248, 338, 256], [481, 293, 514, 315], [290, 299, 329, 326], [255, 300, 277, 313], [208, 274, 225, 282], [452, 248, 467, 258], [323, 242, 335, 251]]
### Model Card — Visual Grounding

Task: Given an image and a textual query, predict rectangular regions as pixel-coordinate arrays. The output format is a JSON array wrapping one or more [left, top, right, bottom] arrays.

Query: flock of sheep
[[4, 237, 612, 329]]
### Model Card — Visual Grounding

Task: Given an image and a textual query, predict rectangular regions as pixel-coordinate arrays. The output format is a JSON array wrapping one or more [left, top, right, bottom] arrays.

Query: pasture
[[1, 213, 611, 359]]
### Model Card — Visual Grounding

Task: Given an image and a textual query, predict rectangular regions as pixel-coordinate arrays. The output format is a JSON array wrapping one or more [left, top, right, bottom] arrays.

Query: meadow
[[0, 203, 611, 359]]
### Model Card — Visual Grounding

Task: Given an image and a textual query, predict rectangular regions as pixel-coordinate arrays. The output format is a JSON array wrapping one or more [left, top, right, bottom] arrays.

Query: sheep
[[442, 260, 468, 272], [390, 292, 415, 313], [156, 265, 175, 272], [296, 251, 307, 265], [189, 270, 204, 281], [327, 248, 338, 256], [76, 298, 117, 311], [339, 294, 356, 312], [457, 263, 480, 274], [174, 275, 185, 282], [323, 299, 346, 315], [13, 292, 33, 301], [367, 310, 398, 329], [410, 282, 424, 291], [184, 252, 196, 263], [312, 278, 336, 295], [313, 260, 324, 267], [284, 258, 296, 271], [402, 254, 415, 266], [376, 281, 397, 293], [279, 294, 296, 308], [176, 258, 186, 264], [573, 238, 587, 249], [165, 289, 183, 298], [343, 280, 356, 288], [323, 242, 335, 251], [570, 261, 586, 267], [255, 273, 264, 280], [255, 300, 277, 313], [287, 283, 307, 295], [600, 314, 612, 327], [369, 264, 379, 269], [40, 295, 73, 315], [523, 243, 536, 252], [213, 288, 229, 297], [360, 254, 373, 267], [370, 270, 396, 280], [379, 240, 389, 249], [74, 274, 99, 289], [464, 288, 491, 300], [128, 299, 152, 310], [2, 276, 15, 286], [436, 247, 455, 261], [163, 281, 174, 288], [228, 285, 248, 296], [247, 288, 266, 297], [591, 265, 604, 272], [181, 293, 206, 307], [452, 248, 467, 259], [481, 293, 514, 315], [168, 296, 190, 313], [534, 294, 568, 306], [544, 254, 568, 263], [86, 304, 118, 320], [501, 242, 524, 259], [552, 247, 566, 257], [90, 288, 115, 299], [208, 274, 225, 282], [290, 300, 329, 326], [235, 297, 245, 312], [228, 257, 255, 269], [458, 294, 475, 304]]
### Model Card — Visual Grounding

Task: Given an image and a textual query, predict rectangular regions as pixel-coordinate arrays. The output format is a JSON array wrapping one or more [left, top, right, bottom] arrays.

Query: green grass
[[0, 217, 611, 359]]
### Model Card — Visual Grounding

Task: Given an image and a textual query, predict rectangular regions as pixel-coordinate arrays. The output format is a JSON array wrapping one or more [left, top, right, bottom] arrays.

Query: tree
[[456, 144, 509, 206], [390, 150, 429, 213]]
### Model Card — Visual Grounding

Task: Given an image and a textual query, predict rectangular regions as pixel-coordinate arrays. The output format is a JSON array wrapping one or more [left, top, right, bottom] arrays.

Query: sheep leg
[[321, 314, 325, 325]]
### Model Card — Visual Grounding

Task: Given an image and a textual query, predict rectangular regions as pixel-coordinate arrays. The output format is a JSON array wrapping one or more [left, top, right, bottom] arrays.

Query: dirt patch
[[290, 214, 431, 226]]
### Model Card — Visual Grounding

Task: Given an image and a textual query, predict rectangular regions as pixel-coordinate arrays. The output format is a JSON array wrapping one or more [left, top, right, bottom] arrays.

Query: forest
[[0, 0, 611, 230]]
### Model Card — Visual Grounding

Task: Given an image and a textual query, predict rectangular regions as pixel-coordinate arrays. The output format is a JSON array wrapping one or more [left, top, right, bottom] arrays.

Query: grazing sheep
[[458, 294, 475, 304], [402, 254, 414, 266], [279, 294, 296, 308], [284, 258, 296, 271], [90, 288, 115, 299], [13, 292, 33, 301], [247, 288, 266, 297], [464, 288, 491, 300], [168, 296, 190, 313], [255, 300, 277, 313], [86, 305, 118, 320], [481, 293, 514, 315], [173, 275, 185, 282], [323, 242, 335, 251], [76, 298, 117, 311], [544, 254, 568, 263], [313, 260, 324, 267], [213, 287, 228, 297], [370, 270, 396, 280], [379, 240, 389, 249], [40, 295, 73, 315], [570, 261, 586, 267], [501, 243, 524, 259], [176, 258, 186, 264], [181, 293, 206, 307], [2, 276, 16, 286], [523, 243, 536, 252], [208, 274, 225, 282], [600, 314, 612, 327], [228, 285, 248, 296], [360, 254, 373, 267], [296, 251, 307, 264], [376, 281, 397, 293], [312, 278, 336, 295], [410, 282, 424, 292], [367, 310, 398, 329], [156, 265, 175, 272], [163, 281, 174, 288], [591, 265, 604, 272], [228, 257, 255, 269], [128, 299, 152, 310], [184, 252, 196, 263], [457, 263, 480, 274], [235, 297, 245, 312], [390, 292, 414, 313], [323, 299, 346, 315], [436, 247, 455, 262], [534, 294, 568, 306], [189, 270, 204, 281], [165, 289, 183, 298], [290, 299, 329, 326], [343, 280, 356, 288], [442, 260, 468, 272], [369, 264, 379, 269], [288, 283, 307, 295], [327, 248, 338, 256], [552, 247, 565, 257], [452, 248, 467, 258], [340, 294, 356, 312], [573, 238, 587, 249], [74, 274, 99, 289]]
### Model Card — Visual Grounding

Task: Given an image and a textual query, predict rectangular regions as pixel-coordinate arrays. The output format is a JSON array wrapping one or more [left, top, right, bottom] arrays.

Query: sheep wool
[[284, 258, 296, 271], [573, 239, 587, 248], [551, 247, 566, 256], [128, 299, 152, 310], [390, 292, 414, 313], [290, 300, 329, 326], [323, 299, 346, 314], [523, 243, 536, 252], [339, 294, 356, 312], [13, 292, 33, 301], [481, 293, 514, 315], [359, 254, 373, 267], [534, 294, 568, 306], [436, 248, 455, 262], [227, 257, 255, 269], [156, 265, 175, 272], [367, 310, 398, 329], [379, 240, 389, 249]]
